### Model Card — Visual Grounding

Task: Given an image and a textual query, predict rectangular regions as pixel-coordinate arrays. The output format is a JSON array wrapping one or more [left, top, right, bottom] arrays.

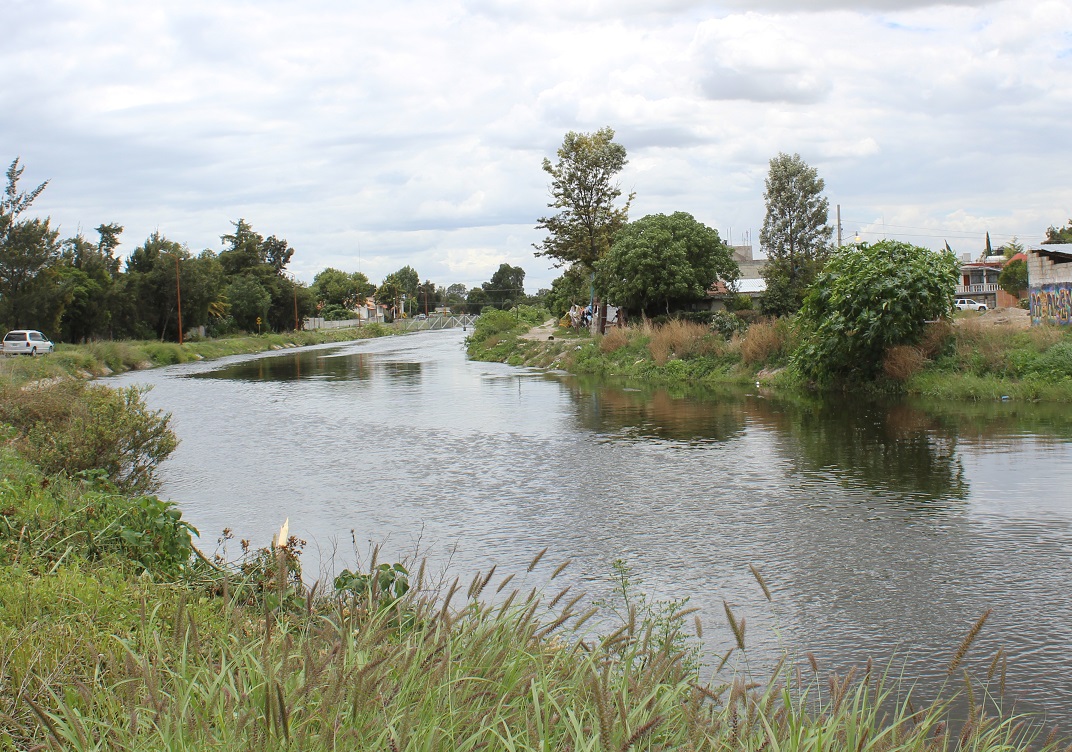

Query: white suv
[[2, 330, 55, 356], [955, 299, 988, 312]]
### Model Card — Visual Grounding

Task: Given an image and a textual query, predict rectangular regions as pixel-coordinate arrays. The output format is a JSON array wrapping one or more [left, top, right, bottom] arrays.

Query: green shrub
[[793, 240, 960, 382], [0, 379, 177, 493]]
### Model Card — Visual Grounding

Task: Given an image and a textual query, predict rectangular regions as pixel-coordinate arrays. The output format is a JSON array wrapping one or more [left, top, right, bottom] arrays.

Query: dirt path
[[520, 318, 560, 341]]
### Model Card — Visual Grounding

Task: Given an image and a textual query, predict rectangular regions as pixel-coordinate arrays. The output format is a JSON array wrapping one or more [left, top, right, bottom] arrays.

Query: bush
[[709, 311, 745, 338], [793, 240, 960, 382], [0, 379, 177, 493]]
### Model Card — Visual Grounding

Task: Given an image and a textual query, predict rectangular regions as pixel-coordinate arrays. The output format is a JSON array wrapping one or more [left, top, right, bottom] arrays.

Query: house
[[1026, 244, 1072, 326], [702, 245, 767, 312], [956, 253, 1020, 309]]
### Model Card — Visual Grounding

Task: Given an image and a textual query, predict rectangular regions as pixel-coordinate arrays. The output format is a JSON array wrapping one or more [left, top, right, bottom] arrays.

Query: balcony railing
[[956, 283, 999, 294]]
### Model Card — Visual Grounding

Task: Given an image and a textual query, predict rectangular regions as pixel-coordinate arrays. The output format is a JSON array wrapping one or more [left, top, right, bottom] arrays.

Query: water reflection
[[193, 347, 428, 384]]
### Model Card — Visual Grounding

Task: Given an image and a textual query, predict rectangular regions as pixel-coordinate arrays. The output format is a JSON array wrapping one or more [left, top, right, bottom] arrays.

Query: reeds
[[5, 554, 1059, 751]]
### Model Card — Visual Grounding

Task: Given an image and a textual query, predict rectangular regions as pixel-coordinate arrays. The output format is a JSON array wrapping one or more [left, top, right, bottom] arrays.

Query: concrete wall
[[1027, 245, 1072, 325]]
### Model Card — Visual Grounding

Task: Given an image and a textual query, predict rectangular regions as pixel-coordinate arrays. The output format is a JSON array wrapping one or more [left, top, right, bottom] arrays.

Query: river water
[[109, 329, 1072, 728]]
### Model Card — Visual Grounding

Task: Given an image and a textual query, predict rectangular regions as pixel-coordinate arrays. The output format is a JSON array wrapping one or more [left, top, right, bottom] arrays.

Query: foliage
[[999, 258, 1028, 296], [311, 267, 372, 311], [759, 153, 833, 316], [596, 212, 739, 318], [482, 263, 526, 310], [1043, 219, 1072, 244], [334, 562, 411, 608], [0, 378, 177, 493], [709, 310, 746, 338], [793, 240, 960, 382], [226, 275, 272, 332], [544, 266, 591, 317], [534, 127, 633, 272], [0, 158, 62, 332]]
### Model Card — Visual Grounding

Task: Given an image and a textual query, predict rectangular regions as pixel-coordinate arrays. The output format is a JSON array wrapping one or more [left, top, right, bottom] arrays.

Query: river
[[109, 328, 1072, 728]]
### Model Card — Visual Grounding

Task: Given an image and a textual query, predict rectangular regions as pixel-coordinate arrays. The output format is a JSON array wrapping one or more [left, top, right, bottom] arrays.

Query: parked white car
[[2, 329, 55, 356], [955, 299, 988, 312]]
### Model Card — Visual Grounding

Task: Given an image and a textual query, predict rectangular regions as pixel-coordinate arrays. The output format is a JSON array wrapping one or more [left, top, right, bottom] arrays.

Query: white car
[[955, 299, 988, 312], [2, 329, 55, 356]]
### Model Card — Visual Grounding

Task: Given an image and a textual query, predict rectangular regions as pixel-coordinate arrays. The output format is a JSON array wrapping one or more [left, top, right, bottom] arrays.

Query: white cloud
[[2, 0, 1070, 292]]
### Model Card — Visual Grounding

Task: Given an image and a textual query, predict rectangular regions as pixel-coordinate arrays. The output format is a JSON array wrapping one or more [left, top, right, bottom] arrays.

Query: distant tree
[[375, 279, 404, 318], [465, 286, 489, 312], [758, 153, 833, 317], [226, 276, 271, 332], [1043, 220, 1072, 244], [595, 212, 738, 318], [999, 258, 1028, 297], [545, 267, 589, 318], [1001, 236, 1024, 260], [311, 268, 370, 311], [383, 265, 419, 315], [534, 127, 633, 273], [482, 264, 526, 310], [793, 240, 959, 382], [0, 158, 61, 330], [443, 282, 467, 311]]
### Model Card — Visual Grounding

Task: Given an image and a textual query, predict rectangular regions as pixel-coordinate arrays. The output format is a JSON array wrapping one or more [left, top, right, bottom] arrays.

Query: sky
[[3, 0, 1070, 292]]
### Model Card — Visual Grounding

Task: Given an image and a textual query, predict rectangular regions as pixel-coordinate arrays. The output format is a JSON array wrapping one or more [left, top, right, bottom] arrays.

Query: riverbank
[[468, 309, 1072, 401], [0, 321, 1064, 748], [0, 324, 392, 382]]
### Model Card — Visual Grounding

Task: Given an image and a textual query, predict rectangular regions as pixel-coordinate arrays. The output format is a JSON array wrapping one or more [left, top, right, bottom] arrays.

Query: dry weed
[[739, 319, 787, 366], [647, 320, 711, 364], [599, 328, 630, 353], [883, 345, 926, 381]]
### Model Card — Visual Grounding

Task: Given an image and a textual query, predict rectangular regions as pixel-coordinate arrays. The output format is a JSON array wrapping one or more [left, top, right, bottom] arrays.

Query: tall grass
[[5, 552, 1056, 751]]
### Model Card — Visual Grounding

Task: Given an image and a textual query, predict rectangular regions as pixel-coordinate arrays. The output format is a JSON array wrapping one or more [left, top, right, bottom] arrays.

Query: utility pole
[[837, 204, 842, 248], [174, 253, 183, 345], [292, 276, 299, 331]]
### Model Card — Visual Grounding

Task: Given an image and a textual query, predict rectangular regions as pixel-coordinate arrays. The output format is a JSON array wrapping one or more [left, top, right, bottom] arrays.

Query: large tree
[[0, 158, 61, 330], [482, 263, 526, 310], [758, 152, 833, 316], [595, 212, 738, 318], [534, 127, 632, 273]]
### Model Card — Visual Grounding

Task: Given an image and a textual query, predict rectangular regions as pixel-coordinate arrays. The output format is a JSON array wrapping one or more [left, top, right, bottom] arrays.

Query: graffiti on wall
[[1030, 283, 1072, 325]]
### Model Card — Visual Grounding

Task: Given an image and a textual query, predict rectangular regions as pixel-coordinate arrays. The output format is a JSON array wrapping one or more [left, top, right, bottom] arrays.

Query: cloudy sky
[[4, 0, 1070, 292]]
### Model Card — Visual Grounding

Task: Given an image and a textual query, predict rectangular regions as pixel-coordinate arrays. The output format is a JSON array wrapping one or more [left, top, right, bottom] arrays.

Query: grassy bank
[[0, 323, 393, 383], [468, 310, 1072, 401], [0, 320, 1063, 749]]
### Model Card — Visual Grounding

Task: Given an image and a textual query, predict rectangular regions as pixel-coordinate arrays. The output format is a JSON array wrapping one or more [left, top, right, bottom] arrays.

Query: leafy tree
[[758, 153, 833, 316], [57, 224, 124, 341], [0, 158, 61, 330], [999, 258, 1028, 297], [792, 240, 959, 382], [383, 265, 419, 315], [595, 212, 738, 318], [1001, 236, 1024, 260], [534, 127, 633, 272], [443, 282, 467, 312], [544, 267, 590, 318], [311, 268, 371, 311], [226, 276, 271, 332], [1043, 220, 1072, 244], [482, 264, 526, 310], [465, 286, 488, 312], [120, 233, 196, 340], [375, 279, 404, 319]]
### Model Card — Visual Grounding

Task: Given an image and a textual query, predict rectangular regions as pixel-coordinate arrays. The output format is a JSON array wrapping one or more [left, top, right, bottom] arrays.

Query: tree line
[[0, 158, 540, 342]]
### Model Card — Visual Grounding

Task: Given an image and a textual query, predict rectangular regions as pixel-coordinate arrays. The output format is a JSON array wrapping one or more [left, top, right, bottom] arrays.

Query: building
[[1026, 244, 1072, 326], [956, 253, 1020, 309]]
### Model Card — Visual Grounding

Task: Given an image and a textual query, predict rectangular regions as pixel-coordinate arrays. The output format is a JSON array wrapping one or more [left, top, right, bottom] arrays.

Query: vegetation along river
[[110, 328, 1072, 728]]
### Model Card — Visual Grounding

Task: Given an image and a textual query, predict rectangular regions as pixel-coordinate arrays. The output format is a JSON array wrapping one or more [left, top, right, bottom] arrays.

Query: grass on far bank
[[0, 323, 393, 383], [469, 309, 1072, 401]]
